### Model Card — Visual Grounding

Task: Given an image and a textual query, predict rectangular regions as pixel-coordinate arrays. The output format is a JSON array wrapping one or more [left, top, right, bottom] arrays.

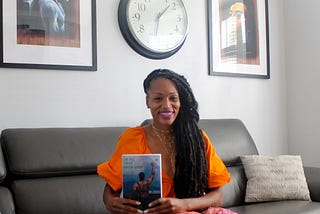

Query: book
[[122, 154, 162, 210]]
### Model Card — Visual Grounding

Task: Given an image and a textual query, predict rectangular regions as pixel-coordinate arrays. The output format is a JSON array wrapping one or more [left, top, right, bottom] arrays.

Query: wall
[[0, 1, 287, 155], [285, 0, 320, 167]]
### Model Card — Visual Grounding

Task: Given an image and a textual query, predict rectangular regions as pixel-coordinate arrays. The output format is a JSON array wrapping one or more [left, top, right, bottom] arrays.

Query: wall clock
[[118, 0, 189, 59]]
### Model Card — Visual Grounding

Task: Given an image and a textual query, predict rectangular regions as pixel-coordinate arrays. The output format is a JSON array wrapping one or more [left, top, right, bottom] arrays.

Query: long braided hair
[[143, 69, 208, 198]]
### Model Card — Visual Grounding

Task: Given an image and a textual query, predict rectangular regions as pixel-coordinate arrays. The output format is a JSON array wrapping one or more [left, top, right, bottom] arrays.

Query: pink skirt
[[179, 207, 237, 214]]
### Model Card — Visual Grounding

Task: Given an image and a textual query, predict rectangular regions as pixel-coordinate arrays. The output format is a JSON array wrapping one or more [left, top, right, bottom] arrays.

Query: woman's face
[[146, 78, 181, 129]]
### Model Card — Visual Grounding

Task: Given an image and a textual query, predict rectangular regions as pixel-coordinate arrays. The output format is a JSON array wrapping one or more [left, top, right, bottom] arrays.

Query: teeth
[[160, 112, 172, 115]]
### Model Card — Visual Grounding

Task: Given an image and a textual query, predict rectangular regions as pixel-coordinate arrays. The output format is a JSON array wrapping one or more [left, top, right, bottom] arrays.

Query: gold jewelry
[[151, 124, 173, 134], [151, 123, 176, 172]]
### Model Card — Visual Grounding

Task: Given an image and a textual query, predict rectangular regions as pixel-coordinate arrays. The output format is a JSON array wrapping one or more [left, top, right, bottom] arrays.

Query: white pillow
[[240, 155, 311, 203]]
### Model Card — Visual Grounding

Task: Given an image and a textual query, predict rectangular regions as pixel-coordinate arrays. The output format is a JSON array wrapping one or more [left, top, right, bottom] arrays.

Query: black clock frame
[[118, 0, 187, 60]]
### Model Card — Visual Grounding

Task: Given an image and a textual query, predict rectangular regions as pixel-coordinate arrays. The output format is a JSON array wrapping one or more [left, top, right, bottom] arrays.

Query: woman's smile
[[158, 110, 175, 120]]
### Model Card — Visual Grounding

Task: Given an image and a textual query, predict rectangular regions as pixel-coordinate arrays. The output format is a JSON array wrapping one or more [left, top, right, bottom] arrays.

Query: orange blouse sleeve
[[202, 130, 231, 188], [97, 126, 149, 191]]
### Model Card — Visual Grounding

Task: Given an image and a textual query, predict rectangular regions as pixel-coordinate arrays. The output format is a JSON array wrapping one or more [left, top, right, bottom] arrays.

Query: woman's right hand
[[103, 183, 143, 214], [105, 196, 143, 214]]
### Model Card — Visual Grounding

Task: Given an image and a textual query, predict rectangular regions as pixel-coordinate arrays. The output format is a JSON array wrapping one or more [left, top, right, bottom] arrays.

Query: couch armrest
[[304, 166, 320, 202], [0, 186, 15, 213]]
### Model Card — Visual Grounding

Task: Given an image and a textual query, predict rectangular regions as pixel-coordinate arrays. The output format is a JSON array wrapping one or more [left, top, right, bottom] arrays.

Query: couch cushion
[[12, 174, 108, 214], [304, 166, 320, 202], [1, 127, 128, 177], [222, 165, 247, 207], [0, 186, 15, 214], [230, 200, 320, 214], [241, 155, 311, 203]]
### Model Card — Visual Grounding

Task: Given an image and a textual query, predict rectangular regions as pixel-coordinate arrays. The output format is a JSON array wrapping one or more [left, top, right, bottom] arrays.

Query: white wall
[[284, 0, 320, 167], [0, 1, 287, 156]]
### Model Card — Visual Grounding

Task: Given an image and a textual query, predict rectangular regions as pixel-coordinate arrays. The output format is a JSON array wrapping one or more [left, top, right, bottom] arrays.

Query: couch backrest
[[1, 126, 128, 214], [198, 119, 258, 167], [1, 127, 128, 177], [199, 119, 258, 207], [0, 145, 6, 183]]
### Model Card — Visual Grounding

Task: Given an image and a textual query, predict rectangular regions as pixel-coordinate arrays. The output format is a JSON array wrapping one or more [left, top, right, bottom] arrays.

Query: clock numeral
[[138, 3, 146, 12], [137, 24, 145, 34], [134, 12, 141, 21], [175, 24, 179, 32], [171, 2, 177, 10]]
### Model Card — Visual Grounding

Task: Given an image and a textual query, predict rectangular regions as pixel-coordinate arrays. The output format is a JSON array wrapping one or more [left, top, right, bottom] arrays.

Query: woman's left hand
[[143, 187, 224, 213], [143, 197, 189, 214]]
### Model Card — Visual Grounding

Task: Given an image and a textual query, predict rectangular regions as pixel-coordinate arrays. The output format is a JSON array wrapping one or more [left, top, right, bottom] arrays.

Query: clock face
[[126, 0, 188, 54]]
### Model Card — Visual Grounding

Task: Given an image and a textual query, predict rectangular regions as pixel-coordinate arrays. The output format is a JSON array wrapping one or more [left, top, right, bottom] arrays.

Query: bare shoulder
[[142, 124, 153, 137]]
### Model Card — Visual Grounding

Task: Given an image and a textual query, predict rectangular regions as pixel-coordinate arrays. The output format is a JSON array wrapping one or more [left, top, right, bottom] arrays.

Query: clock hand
[[155, 18, 160, 35], [157, 5, 170, 20], [154, 5, 170, 36]]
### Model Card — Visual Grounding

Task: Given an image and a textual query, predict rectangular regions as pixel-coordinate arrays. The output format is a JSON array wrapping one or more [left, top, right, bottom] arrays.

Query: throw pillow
[[240, 155, 311, 203]]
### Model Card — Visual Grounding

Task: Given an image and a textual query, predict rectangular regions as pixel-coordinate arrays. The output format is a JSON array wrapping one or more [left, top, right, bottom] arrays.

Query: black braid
[[143, 69, 208, 198]]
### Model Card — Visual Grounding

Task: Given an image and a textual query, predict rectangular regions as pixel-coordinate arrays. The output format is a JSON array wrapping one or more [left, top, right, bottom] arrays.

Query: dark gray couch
[[0, 119, 319, 214]]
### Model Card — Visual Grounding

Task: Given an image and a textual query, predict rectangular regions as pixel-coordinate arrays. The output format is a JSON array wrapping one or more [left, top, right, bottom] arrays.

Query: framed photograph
[[208, 0, 270, 78], [0, 0, 97, 71]]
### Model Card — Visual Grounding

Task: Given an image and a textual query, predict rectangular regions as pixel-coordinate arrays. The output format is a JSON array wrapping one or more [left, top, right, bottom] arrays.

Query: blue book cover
[[122, 154, 162, 211]]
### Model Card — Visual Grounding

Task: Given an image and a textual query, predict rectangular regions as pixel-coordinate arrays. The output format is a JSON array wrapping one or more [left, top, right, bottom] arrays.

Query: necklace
[[151, 123, 176, 173]]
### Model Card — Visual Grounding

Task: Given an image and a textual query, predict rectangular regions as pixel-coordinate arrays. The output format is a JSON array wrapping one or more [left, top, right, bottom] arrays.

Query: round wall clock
[[118, 0, 189, 59]]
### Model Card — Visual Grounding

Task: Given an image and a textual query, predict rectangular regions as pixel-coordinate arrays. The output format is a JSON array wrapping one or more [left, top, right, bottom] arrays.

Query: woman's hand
[[144, 197, 189, 214], [105, 196, 143, 214], [143, 187, 223, 214], [103, 183, 143, 214]]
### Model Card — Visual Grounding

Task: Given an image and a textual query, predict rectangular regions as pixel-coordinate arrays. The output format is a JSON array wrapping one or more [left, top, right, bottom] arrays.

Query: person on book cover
[[131, 162, 155, 209], [97, 69, 234, 214]]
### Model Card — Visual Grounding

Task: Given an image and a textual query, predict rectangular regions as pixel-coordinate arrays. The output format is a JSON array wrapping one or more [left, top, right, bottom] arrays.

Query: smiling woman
[[145, 76, 181, 129], [97, 69, 232, 214]]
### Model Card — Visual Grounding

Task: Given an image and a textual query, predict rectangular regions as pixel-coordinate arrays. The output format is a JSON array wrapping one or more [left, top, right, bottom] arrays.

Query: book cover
[[122, 154, 162, 210]]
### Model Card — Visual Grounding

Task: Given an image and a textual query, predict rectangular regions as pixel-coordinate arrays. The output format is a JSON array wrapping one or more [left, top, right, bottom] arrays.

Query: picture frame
[[0, 0, 97, 71], [208, 0, 270, 78]]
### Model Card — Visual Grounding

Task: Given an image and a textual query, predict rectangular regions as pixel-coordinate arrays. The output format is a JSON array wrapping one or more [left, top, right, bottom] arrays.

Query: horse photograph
[[17, 0, 80, 47]]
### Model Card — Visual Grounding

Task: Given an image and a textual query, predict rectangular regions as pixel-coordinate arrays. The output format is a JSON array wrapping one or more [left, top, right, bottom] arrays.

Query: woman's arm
[[145, 187, 223, 213], [184, 187, 223, 210], [103, 183, 143, 214]]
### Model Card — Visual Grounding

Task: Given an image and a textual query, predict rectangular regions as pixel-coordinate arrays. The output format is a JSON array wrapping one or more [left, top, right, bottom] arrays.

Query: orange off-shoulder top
[[97, 126, 231, 197]]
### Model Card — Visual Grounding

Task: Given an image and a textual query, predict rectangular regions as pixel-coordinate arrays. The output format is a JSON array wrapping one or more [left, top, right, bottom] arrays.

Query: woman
[[98, 69, 231, 214]]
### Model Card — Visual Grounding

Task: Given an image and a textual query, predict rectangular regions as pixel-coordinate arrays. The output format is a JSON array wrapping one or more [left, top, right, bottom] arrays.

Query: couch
[[0, 119, 319, 214]]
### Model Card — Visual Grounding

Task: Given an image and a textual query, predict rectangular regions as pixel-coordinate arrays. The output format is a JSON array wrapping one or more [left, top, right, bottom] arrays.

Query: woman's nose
[[162, 98, 172, 108]]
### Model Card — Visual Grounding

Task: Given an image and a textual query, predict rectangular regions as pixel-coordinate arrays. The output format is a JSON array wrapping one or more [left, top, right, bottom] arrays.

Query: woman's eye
[[171, 96, 179, 101]]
